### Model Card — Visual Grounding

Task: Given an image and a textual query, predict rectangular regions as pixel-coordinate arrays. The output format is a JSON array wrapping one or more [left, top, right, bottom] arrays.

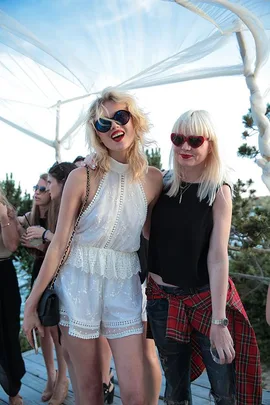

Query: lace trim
[[60, 310, 99, 330], [59, 310, 143, 339], [139, 181, 148, 212], [103, 327, 143, 339], [65, 245, 140, 279], [81, 174, 106, 219], [104, 173, 125, 249], [102, 317, 142, 328]]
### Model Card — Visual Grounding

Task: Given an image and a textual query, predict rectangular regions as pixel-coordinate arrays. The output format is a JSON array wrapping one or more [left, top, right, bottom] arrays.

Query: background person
[[0, 187, 25, 405], [73, 156, 85, 167], [21, 163, 76, 405]]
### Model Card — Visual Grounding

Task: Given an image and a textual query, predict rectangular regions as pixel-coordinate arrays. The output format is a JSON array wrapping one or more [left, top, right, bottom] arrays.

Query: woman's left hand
[[23, 300, 44, 347], [25, 226, 45, 240], [210, 324, 235, 364]]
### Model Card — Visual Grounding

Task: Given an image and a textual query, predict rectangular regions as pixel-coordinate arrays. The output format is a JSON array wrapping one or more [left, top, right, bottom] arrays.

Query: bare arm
[[207, 185, 235, 364], [143, 167, 163, 240], [266, 285, 270, 326], [0, 204, 20, 252]]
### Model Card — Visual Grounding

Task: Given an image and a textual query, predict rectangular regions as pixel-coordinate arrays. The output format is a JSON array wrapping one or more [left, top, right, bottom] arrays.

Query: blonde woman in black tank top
[[146, 110, 261, 405]]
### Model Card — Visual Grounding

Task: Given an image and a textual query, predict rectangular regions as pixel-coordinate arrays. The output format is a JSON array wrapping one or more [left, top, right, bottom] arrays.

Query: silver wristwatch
[[211, 318, 229, 327]]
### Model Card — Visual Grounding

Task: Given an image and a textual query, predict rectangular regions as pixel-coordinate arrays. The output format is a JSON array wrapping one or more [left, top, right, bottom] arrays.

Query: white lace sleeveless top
[[65, 157, 148, 279]]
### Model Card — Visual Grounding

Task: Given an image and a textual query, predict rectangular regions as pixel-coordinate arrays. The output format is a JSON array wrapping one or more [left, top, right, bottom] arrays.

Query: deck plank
[[0, 349, 269, 404]]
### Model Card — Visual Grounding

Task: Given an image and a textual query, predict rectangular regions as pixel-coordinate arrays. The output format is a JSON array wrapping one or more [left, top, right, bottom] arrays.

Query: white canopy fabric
[[0, 0, 270, 185]]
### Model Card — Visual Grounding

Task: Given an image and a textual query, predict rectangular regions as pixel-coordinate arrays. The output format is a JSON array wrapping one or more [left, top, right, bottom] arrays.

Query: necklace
[[179, 176, 201, 203], [179, 182, 193, 203]]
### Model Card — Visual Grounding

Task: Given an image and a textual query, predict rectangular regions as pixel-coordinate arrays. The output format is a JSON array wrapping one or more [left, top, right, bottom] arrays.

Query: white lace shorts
[[55, 267, 144, 340]]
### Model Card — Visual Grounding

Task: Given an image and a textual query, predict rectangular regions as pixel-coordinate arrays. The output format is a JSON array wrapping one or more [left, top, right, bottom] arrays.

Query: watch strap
[[211, 318, 229, 326]]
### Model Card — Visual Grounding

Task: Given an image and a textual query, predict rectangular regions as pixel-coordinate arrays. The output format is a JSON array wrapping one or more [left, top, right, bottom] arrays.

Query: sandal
[[48, 378, 69, 405], [103, 381, 115, 404], [41, 370, 58, 402], [9, 394, 23, 405]]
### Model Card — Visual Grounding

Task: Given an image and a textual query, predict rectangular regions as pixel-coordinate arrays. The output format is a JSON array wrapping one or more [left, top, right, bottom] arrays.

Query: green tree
[[230, 105, 270, 366], [145, 148, 162, 169], [229, 179, 270, 364], [1, 173, 32, 216], [238, 104, 270, 159]]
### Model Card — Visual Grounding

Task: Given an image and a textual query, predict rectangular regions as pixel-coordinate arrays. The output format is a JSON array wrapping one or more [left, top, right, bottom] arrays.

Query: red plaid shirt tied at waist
[[146, 276, 262, 405]]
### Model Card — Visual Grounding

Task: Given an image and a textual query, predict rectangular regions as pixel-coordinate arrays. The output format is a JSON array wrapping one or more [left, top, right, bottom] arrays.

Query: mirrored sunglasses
[[33, 185, 47, 193], [94, 110, 131, 133]]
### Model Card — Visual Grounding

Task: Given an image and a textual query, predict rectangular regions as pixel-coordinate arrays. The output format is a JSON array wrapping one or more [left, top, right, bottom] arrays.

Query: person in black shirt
[[146, 110, 261, 404], [0, 189, 25, 405]]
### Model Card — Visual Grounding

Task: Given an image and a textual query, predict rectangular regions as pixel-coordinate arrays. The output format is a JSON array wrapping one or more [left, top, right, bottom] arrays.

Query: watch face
[[223, 318, 229, 327]]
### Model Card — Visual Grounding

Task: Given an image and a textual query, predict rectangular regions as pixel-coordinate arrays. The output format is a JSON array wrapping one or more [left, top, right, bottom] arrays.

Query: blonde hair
[[86, 88, 149, 181], [167, 110, 231, 205], [0, 186, 14, 213]]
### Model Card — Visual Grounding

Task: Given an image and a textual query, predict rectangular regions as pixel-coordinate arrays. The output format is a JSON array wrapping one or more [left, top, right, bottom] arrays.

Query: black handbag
[[37, 166, 90, 327], [38, 288, 60, 326]]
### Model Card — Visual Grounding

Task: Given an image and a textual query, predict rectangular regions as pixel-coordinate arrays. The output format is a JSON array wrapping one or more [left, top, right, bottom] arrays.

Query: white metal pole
[[55, 100, 61, 162]]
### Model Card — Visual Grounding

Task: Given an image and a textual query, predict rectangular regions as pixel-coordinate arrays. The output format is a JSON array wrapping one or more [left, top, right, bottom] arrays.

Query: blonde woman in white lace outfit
[[23, 88, 163, 405]]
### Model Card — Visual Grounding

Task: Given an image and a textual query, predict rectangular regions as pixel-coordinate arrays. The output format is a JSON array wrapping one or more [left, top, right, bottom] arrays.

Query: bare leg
[[143, 322, 162, 405], [8, 394, 23, 405], [109, 334, 146, 405], [98, 336, 112, 385], [49, 326, 69, 404], [60, 326, 103, 405], [59, 336, 79, 405], [39, 329, 57, 401]]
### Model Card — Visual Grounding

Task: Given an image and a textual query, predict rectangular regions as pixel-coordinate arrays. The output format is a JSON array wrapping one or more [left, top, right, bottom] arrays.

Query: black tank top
[[148, 181, 214, 288]]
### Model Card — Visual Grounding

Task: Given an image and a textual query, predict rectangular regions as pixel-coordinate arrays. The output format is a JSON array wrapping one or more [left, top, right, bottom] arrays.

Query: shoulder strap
[[49, 166, 90, 289], [24, 212, 31, 227]]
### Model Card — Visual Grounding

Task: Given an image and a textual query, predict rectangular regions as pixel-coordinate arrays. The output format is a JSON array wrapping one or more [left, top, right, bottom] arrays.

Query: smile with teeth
[[111, 131, 125, 142]]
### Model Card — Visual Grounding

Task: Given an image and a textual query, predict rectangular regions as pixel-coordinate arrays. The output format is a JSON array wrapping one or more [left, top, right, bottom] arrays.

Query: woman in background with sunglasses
[[23, 89, 163, 405], [20, 174, 58, 404], [21, 163, 76, 405], [146, 110, 262, 404]]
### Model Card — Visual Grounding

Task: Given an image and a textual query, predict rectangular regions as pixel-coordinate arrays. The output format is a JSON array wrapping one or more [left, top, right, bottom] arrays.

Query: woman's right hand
[[23, 300, 44, 347]]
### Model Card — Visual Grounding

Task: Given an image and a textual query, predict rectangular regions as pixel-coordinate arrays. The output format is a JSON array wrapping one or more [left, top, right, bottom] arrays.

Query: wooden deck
[[0, 349, 270, 404]]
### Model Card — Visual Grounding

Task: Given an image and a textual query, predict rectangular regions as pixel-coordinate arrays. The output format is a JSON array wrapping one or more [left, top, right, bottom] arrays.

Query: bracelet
[[42, 229, 48, 243], [1, 222, 10, 228]]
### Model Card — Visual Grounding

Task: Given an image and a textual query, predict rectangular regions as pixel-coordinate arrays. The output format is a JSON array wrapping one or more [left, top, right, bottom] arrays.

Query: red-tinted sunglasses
[[171, 133, 207, 149]]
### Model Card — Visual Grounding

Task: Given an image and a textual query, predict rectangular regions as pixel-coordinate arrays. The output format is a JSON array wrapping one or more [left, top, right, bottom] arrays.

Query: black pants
[[0, 259, 25, 396], [147, 286, 236, 405]]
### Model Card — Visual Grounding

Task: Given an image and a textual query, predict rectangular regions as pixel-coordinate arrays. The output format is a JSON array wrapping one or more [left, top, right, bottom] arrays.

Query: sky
[[0, 0, 270, 197]]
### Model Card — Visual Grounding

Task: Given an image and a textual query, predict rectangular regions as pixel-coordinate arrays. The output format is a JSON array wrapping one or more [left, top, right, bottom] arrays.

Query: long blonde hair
[[167, 110, 231, 205], [0, 186, 15, 216], [86, 88, 149, 181]]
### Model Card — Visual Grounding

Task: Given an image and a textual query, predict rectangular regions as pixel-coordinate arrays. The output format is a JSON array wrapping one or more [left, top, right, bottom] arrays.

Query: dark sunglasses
[[171, 133, 207, 149], [33, 185, 47, 193], [94, 110, 131, 133]]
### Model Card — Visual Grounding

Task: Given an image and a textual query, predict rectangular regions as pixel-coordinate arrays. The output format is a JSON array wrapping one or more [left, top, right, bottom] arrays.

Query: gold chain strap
[[49, 166, 90, 289]]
